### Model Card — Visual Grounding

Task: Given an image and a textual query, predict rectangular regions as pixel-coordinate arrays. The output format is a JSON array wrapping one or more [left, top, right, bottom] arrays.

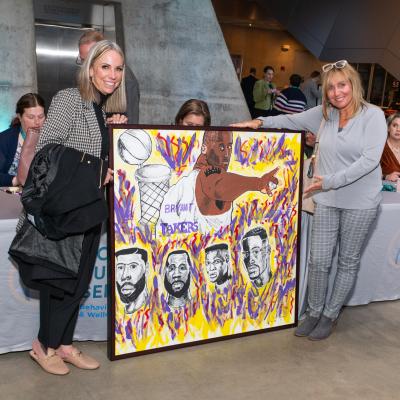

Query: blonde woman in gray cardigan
[[232, 61, 387, 340]]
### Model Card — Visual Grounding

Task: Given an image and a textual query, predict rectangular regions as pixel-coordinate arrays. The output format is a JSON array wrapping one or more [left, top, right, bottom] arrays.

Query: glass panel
[[356, 63, 371, 96], [370, 64, 385, 106], [384, 73, 400, 109]]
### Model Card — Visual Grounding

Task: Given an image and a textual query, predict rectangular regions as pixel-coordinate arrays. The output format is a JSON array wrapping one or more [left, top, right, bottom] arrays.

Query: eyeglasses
[[75, 55, 83, 66], [322, 60, 348, 73]]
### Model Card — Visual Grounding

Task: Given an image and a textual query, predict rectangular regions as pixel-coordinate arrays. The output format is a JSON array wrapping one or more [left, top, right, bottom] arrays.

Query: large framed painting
[[108, 125, 303, 360]]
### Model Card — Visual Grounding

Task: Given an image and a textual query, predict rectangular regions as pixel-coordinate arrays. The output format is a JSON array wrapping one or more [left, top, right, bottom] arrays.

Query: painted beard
[[216, 271, 231, 286], [117, 274, 146, 305], [245, 260, 263, 280], [164, 273, 191, 298]]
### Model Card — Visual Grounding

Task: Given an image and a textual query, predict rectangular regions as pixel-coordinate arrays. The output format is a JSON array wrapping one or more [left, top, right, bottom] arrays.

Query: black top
[[92, 93, 109, 160]]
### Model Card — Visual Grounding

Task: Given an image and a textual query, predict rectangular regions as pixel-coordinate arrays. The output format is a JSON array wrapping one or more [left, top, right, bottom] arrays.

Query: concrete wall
[[0, 0, 249, 131], [120, 0, 250, 125], [0, 0, 37, 131]]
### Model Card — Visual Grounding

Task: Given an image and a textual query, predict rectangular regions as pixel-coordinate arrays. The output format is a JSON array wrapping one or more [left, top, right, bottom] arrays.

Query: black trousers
[[37, 224, 102, 349]]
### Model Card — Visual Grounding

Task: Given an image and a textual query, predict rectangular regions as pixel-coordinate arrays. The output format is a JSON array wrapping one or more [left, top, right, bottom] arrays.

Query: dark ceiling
[[212, 0, 400, 79]]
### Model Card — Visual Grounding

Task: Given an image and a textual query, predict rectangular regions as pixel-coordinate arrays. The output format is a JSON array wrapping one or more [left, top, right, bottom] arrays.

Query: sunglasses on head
[[322, 60, 348, 73]]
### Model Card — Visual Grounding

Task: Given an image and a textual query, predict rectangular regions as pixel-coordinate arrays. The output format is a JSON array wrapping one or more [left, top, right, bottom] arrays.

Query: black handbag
[[21, 143, 108, 239]]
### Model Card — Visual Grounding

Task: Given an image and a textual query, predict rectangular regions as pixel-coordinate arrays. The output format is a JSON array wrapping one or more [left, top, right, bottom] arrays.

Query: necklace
[[388, 141, 400, 153]]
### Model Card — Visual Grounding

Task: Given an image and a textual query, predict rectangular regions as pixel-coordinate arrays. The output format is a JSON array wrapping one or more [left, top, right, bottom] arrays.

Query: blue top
[[0, 125, 20, 186]]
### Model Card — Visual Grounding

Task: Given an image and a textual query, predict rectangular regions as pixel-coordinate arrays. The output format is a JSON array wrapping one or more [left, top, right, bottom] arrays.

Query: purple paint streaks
[[114, 131, 300, 346], [156, 131, 197, 175]]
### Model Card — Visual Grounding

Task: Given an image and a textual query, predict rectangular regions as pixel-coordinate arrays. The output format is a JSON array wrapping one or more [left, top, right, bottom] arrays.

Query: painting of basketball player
[[204, 243, 232, 289], [241, 227, 272, 288], [116, 247, 149, 314], [164, 250, 192, 308], [157, 130, 279, 235]]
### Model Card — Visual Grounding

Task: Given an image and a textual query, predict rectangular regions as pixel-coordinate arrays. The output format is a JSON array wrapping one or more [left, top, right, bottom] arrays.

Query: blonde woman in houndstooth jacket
[[23, 40, 128, 375]]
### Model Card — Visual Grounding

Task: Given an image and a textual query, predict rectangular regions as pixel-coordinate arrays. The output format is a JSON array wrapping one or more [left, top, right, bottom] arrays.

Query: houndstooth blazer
[[37, 88, 104, 157], [17, 88, 106, 232]]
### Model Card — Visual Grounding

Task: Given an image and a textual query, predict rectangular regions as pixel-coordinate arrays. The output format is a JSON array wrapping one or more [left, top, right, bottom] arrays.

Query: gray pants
[[307, 203, 378, 319]]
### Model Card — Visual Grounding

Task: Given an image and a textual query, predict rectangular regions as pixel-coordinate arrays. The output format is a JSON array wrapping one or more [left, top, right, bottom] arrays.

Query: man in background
[[241, 67, 257, 118], [77, 30, 140, 123], [300, 70, 322, 110], [271, 74, 307, 115], [253, 66, 279, 117]]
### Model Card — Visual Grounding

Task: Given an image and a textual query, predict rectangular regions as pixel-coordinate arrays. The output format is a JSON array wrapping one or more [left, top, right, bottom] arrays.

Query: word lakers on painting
[[109, 126, 302, 359]]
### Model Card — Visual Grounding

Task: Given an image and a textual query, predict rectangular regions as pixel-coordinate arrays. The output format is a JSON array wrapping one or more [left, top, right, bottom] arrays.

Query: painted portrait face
[[388, 117, 400, 141], [326, 71, 353, 111], [116, 252, 147, 304], [90, 49, 124, 95], [204, 131, 233, 171], [180, 113, 205, 126], [243, 235, 270, 281], [164, 252, 191, 297], [205, 248, 229, 283]]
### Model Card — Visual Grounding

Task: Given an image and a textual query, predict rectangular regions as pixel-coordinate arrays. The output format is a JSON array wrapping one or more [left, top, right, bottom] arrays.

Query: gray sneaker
[[308, 315, 337, 341], [294, 314, 320, 337]]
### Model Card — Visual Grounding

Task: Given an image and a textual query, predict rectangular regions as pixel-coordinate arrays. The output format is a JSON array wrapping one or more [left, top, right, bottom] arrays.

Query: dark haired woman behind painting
[[175, 99, 211, 126]]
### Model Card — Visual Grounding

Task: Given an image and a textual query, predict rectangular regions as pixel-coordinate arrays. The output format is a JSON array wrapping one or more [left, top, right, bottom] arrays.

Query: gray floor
[[1, 300, 400, 400]]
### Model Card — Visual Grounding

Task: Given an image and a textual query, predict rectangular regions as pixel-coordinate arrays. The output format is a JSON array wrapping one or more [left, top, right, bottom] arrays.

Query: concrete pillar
[[0, 0, 249, 130], [120, 0, 250, 125], [0, 0, 37, 131]]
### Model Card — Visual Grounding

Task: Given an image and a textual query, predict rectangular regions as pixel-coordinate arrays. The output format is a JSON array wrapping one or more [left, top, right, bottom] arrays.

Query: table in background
[[2, 191, 400, 353], [0, 191, 108, 354], [299, 192, 400, 315]]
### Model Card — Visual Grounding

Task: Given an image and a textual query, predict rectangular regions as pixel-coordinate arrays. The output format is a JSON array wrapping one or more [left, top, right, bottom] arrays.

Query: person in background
[[301, 70, 322, 109], [240, 67, 258, 118], [253, 66, 279, 118], [381, 112, 400, 182], [231, 60, 387, 340], [77, 30, 140, 124], [0, 93, 45, 187], [271, 74, 307, 115], [175, 99, 211, 126], [19, 40, 127, 375]]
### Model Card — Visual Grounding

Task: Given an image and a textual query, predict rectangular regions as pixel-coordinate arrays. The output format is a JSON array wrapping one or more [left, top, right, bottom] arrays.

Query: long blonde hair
[[321, 63, 366, 120], [78, 40, 127, 113]]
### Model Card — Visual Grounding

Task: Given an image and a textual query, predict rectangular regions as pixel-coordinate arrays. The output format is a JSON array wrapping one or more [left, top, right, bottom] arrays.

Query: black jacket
[[9, 143, 108, 295], [22, 143, 108, 239]]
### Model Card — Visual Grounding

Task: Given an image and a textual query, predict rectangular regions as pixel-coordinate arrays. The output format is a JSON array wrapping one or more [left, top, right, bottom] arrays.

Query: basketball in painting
[[117, 129, 152, 165]]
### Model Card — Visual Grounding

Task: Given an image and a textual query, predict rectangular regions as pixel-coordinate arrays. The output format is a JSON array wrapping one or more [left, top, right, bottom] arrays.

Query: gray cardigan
[[259, 104, 387, 209]]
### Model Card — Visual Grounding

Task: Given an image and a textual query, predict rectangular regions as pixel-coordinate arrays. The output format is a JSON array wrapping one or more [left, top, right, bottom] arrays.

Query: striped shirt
[[272, 87, 307, 115]]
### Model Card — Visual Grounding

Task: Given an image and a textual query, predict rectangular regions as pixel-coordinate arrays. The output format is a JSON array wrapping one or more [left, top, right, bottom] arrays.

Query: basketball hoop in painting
[[135, 164, 172, 225]]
